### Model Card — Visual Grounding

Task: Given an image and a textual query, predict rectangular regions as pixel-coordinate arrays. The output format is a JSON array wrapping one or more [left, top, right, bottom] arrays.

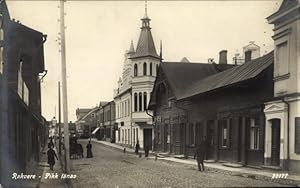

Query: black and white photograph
[[0, 0, 300, 187]]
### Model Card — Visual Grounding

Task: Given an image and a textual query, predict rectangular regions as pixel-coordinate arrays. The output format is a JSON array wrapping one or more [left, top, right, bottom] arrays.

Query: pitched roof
[[160, 62, 234, 98], [179, 51, 274, 100], [267, 0, 299, 22], [130, 17, 159, 59], [128, 40, 135, 54]]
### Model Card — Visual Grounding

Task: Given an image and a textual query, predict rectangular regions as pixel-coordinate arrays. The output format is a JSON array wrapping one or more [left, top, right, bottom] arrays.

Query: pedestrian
[[144, 145, 149, 157], [48, 138, 54, 149], [194, 140, 206, 171], [86, 141, 93, 158], [47, 145, 58, 171], [135, 140, 140, 155]]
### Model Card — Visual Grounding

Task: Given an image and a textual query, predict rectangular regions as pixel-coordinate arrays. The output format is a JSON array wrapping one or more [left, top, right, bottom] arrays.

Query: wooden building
[[149, 51, 274, 167], [0, 0, 48, 185]]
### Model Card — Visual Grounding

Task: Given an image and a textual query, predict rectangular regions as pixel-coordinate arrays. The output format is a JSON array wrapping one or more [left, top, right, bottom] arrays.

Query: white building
[[114, 9, 161, 150], [263, 0, 300, 172]]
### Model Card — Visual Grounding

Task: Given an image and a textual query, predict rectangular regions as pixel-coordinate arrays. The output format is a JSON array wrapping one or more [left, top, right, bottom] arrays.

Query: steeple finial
[[145, 0, 148, 17]]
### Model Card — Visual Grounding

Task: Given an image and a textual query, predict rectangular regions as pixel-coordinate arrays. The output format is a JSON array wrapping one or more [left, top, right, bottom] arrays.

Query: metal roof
[[179, 51, 274, 100]]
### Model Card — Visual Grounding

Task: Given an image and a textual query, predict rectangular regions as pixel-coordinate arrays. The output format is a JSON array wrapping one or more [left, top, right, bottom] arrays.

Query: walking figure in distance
[[86, 141, 93, 158], [194, 139, 206, 171], [135, 140, 140, 155], [48, 137, 54, 149], [144, 145, 149, 157], [47, 145, 58, 171]]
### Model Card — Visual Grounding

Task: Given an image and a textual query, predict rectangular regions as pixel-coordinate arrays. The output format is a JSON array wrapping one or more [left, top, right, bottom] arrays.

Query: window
[[134, 64, 138, 77], [220, 120, 230, 148], [136, 128, 139, 141], [156, 64, 159, 76], [143, 62, 147, 75], [249, 118, 260, 150], [128, 99, 131, 116], [139, 92, 142, 111], [143, 92, 147, 111], [189, 123, 195, 146], [150, 63, 153, 76], [125, 101, 127, 117], [134, 93, 137, 112], [276, 42, 289, 76], [295, 117, 300, 154]]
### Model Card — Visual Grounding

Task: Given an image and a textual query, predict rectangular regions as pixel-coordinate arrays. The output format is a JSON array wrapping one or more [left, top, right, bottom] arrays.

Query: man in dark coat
[[47, 145, 58, 170], [48, 137, 54, 149], [144, 145, 149, 157], [194, 140, 206, 171], [135, 140, 140, 155], [86, 141, 93, 158]]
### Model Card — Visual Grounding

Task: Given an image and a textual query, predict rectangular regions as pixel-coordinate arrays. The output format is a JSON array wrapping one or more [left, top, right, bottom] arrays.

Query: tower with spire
[[114, 1, 161, 150]]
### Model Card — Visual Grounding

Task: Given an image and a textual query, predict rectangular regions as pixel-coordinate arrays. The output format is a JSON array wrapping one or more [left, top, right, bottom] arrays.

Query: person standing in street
[[135, 140, 140, 155], [194, 139, 206, 171], [47, 145, 58, 170], [144, 145, 149, 157], [86, 141, 93, 158]]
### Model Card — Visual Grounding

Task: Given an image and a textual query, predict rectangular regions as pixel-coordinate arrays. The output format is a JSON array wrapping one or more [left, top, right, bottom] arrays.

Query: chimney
[[219, 50, 227, 64], [245, 50, 252, 63]]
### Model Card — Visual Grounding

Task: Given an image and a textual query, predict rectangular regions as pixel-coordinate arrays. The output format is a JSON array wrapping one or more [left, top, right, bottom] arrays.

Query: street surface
[[70, 139, 286, 188]]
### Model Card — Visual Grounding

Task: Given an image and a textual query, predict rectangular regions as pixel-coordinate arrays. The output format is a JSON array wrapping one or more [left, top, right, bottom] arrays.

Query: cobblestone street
[[70, 140, 287, 188]]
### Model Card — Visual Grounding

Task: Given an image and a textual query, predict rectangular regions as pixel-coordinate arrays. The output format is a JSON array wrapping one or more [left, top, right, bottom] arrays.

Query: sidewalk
[[38, 144, 70, 188], [91, 138, 300, 186]]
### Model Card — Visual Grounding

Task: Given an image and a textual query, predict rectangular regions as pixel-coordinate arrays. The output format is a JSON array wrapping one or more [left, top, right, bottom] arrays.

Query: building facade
[[0, 0, 48, 185], [114, 10, 161, 149], [263, 0, 300, 172], [149, 0, 300, 172], [149, 51, 274, 167]]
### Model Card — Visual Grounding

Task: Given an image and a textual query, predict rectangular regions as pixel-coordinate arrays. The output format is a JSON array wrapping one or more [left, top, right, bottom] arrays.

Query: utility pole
[[59, 0, 70, 173], [58, 81, 62, 155]]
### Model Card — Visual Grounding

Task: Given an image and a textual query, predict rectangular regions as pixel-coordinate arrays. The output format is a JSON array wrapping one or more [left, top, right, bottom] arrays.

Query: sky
[[6, 0, 281, 121]]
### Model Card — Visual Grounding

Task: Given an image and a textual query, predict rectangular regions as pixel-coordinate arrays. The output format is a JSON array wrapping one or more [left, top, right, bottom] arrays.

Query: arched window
[[156, 64, 159, 76], [143, 92, 147, 111], [134, 93, 138, 112], [150, 63, 153, 76], [134, 64, 138, 77], [139, 92, 142, 111], [143, 62, 147, 76]]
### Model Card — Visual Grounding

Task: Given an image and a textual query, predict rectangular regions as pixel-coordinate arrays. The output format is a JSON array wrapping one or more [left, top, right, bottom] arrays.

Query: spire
[[141, 0, 150, 28], [160, 40, 163, 62], [128, 40, 135, 54], [130, 1, 160, 60], [145, 0, 148, 18]]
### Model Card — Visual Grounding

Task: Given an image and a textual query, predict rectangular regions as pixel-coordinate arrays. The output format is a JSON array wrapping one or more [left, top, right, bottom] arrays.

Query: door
[[164, 124, 169, 152], [206, 121, 215, 159], [271, 119, 280, 166], [144, 129, 152, 150]]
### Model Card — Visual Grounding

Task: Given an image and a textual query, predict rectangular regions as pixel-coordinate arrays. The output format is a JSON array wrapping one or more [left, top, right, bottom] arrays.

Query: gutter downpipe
[[282, 98, 290, 170], [146, 108, 154, 151]]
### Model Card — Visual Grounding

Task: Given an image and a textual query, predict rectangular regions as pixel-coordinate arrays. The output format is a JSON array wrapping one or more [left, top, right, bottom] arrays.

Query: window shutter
[[295, 118, 300, 154]]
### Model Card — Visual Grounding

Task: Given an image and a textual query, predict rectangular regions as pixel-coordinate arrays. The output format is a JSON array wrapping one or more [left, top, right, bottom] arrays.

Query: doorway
[[144, 129, 152, 150], [271, 119, 280, 166]]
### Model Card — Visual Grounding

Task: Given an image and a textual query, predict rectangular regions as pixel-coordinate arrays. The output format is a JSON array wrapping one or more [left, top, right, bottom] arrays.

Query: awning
[[92, 127, 100, 135]]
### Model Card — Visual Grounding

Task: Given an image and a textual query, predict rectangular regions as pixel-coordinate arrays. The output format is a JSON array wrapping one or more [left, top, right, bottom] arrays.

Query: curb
[[91, 140, 300, 186]]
